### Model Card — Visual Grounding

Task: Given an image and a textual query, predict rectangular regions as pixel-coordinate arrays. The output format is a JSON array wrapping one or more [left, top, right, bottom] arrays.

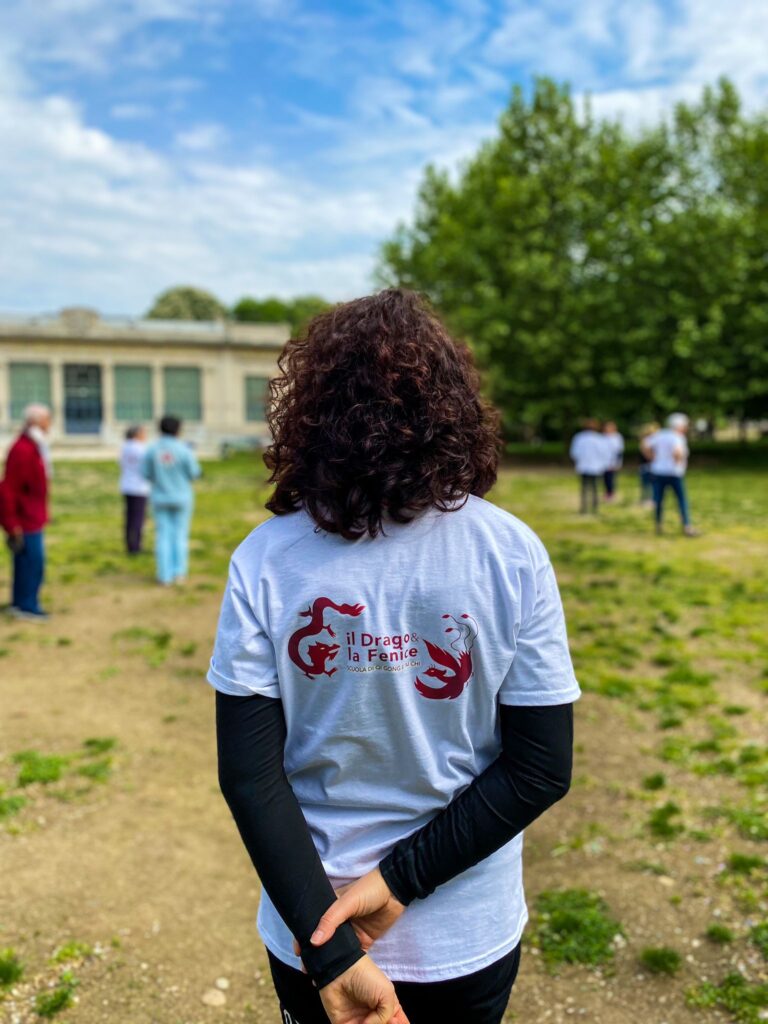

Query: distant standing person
[[142, 416, 201, 585], [601, 422, 624, 501], [637, 423, 658, 507], [569, 419, 607, 514], [1, 404, 53, 619], [642, 414, 698, 537], [119, 425, 150, 555]]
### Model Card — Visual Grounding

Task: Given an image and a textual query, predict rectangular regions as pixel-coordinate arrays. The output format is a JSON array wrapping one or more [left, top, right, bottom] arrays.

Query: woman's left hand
[[294, 868, 407, 957]]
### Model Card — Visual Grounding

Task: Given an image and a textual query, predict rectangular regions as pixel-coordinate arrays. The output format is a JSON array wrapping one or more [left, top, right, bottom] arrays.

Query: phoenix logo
[[414, 613, 478, 700]]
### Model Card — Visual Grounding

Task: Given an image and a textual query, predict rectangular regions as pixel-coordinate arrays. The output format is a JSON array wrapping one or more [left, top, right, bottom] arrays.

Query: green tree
[[232, 296, 291, 324], [288, 295, 332, 334], [231, 294, 332, 334], [146, 286, 227, 321], [377, 77, 768, 437]]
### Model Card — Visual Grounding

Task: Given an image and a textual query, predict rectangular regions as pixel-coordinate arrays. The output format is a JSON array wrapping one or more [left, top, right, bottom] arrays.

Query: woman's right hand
[[311, 868, 407, 952], [319, 955, 409, 1024]]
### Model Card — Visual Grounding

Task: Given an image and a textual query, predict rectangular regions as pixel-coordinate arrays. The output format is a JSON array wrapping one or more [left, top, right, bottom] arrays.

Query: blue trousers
[[153, 503, 192, 583], [12, 530, 45, 613], [652, 474, 690, 527]]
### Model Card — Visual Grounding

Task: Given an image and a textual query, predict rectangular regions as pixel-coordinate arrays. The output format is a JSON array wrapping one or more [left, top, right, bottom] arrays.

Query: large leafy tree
[[232, 294, 331, 334], [378, 77, 768, 437], [146, 286, 228, 321], [232, 296, 291, 323]]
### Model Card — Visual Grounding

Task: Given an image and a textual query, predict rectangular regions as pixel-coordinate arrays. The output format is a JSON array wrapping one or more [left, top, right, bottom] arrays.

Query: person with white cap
[[641, 414, 698, 537]]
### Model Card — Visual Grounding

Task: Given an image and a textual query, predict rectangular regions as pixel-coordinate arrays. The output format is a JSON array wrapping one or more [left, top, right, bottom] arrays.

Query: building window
[[9, 362, 52, 421], [64, 364, 103, 434], [115, 365, 153, 422], [163, 366, 202, 421], [245, 375, 270, 422]]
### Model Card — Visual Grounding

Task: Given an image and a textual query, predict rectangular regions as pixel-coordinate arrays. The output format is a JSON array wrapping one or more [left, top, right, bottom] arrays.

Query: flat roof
[[0, 307, 289, 350]]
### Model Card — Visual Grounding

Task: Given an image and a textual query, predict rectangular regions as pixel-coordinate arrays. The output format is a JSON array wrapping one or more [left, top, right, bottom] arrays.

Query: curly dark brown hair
[[263, 288, 502, 539]]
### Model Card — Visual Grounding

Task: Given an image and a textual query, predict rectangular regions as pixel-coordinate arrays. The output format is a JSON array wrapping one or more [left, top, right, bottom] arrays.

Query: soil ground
[[1, 459, 766, 1024]]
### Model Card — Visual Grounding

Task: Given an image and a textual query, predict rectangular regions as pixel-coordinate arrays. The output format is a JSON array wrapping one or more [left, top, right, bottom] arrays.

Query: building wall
[[0, 313, 286, 457]]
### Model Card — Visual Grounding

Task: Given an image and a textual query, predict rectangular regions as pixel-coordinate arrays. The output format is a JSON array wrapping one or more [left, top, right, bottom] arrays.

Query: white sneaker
[[10, 607, 50, 621]]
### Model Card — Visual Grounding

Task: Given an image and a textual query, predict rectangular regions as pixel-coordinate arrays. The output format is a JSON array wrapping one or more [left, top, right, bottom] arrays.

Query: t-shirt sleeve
[[186, 448, 202, 479], [499, 560, 581, 706], [207, 565, 280, 699]]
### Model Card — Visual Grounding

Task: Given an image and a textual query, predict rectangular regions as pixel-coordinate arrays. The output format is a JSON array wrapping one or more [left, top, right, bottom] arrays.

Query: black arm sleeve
[[379, 702, 574, 906], [215, 691, 364, 989]]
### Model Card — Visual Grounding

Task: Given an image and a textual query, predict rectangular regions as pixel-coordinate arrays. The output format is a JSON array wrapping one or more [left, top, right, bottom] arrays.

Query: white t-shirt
[[207, 494, 581, 982], [119, 439, 150, 496], [645, 429, 688, 477], [569, 430, 608, 475], [603, 432, 624, 470]]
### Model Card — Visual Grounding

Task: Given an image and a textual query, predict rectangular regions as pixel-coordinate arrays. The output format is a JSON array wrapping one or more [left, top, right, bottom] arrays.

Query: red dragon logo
[[288, 597, 365, 679], [415, 613, 478, 700]]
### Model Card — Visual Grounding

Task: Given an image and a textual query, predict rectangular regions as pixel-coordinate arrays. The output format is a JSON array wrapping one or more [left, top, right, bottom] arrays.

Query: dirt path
[[0, 563, 755, 1024]]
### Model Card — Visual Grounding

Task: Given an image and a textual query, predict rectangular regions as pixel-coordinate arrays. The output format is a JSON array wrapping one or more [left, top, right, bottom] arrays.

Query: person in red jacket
[[3, 404, 52, 619]]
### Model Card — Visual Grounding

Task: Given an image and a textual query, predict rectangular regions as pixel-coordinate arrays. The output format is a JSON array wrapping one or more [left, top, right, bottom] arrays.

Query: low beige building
[[0, 308, 287, 456]]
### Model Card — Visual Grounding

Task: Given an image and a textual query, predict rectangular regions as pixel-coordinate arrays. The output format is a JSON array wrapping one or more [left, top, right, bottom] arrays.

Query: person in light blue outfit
[[142, 415, 201, 585]]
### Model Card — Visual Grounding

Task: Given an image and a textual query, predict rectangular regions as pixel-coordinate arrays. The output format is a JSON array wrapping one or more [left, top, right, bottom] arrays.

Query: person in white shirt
[[641, 414, 698, 536], [601, 422, 624, 501], [207, 289, 580, 1024], [569, 419, 608, 514], [119, 425, 150, 554]]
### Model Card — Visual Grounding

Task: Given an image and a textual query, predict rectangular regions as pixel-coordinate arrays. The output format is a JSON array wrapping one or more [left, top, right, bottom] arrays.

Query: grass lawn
[[1, 456, 766, 1023]]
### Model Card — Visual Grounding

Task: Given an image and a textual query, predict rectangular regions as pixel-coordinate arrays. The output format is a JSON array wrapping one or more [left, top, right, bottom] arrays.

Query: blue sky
[[1, 0, 766, 316]]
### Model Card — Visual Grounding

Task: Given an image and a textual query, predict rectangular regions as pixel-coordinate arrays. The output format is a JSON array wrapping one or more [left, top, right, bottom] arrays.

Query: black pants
[[579, 474, 599, 513], [124, 494, 147, 554], [603, 469, 616, 497], [267, 941, 521, 1024]]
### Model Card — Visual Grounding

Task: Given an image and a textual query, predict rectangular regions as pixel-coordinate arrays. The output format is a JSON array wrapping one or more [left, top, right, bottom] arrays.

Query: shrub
[[82, 737, 116, 755], [35, 971, 79, 1017], [750, 921, 768, 960], [687, 972, 768, 1024], [725, 853, 764, 875], [0, 948, 24, 987], [77, 759, 112, 783], [706, 923, 734, 944], [51, 941, 92, 964], [13, 751, 67, 787], [534, 889, 623, 967], [642, 773, 666, 791], [728, 807, 768, 841], [648, 802, 684, 839], [640, 947, 682, 975], [0, 794, 27, 820]]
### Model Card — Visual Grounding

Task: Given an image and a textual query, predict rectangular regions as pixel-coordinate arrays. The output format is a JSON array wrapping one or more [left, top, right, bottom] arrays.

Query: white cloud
[[3, 0, 768, 317], [0, 64, 408, 313], [583, 82, 703, 128], [486, 0, 615, 85], [110, 102, 155, 120], [488, 0, 768, 117], [0, 0, 226, 75], [175, 122, 229, 151]]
